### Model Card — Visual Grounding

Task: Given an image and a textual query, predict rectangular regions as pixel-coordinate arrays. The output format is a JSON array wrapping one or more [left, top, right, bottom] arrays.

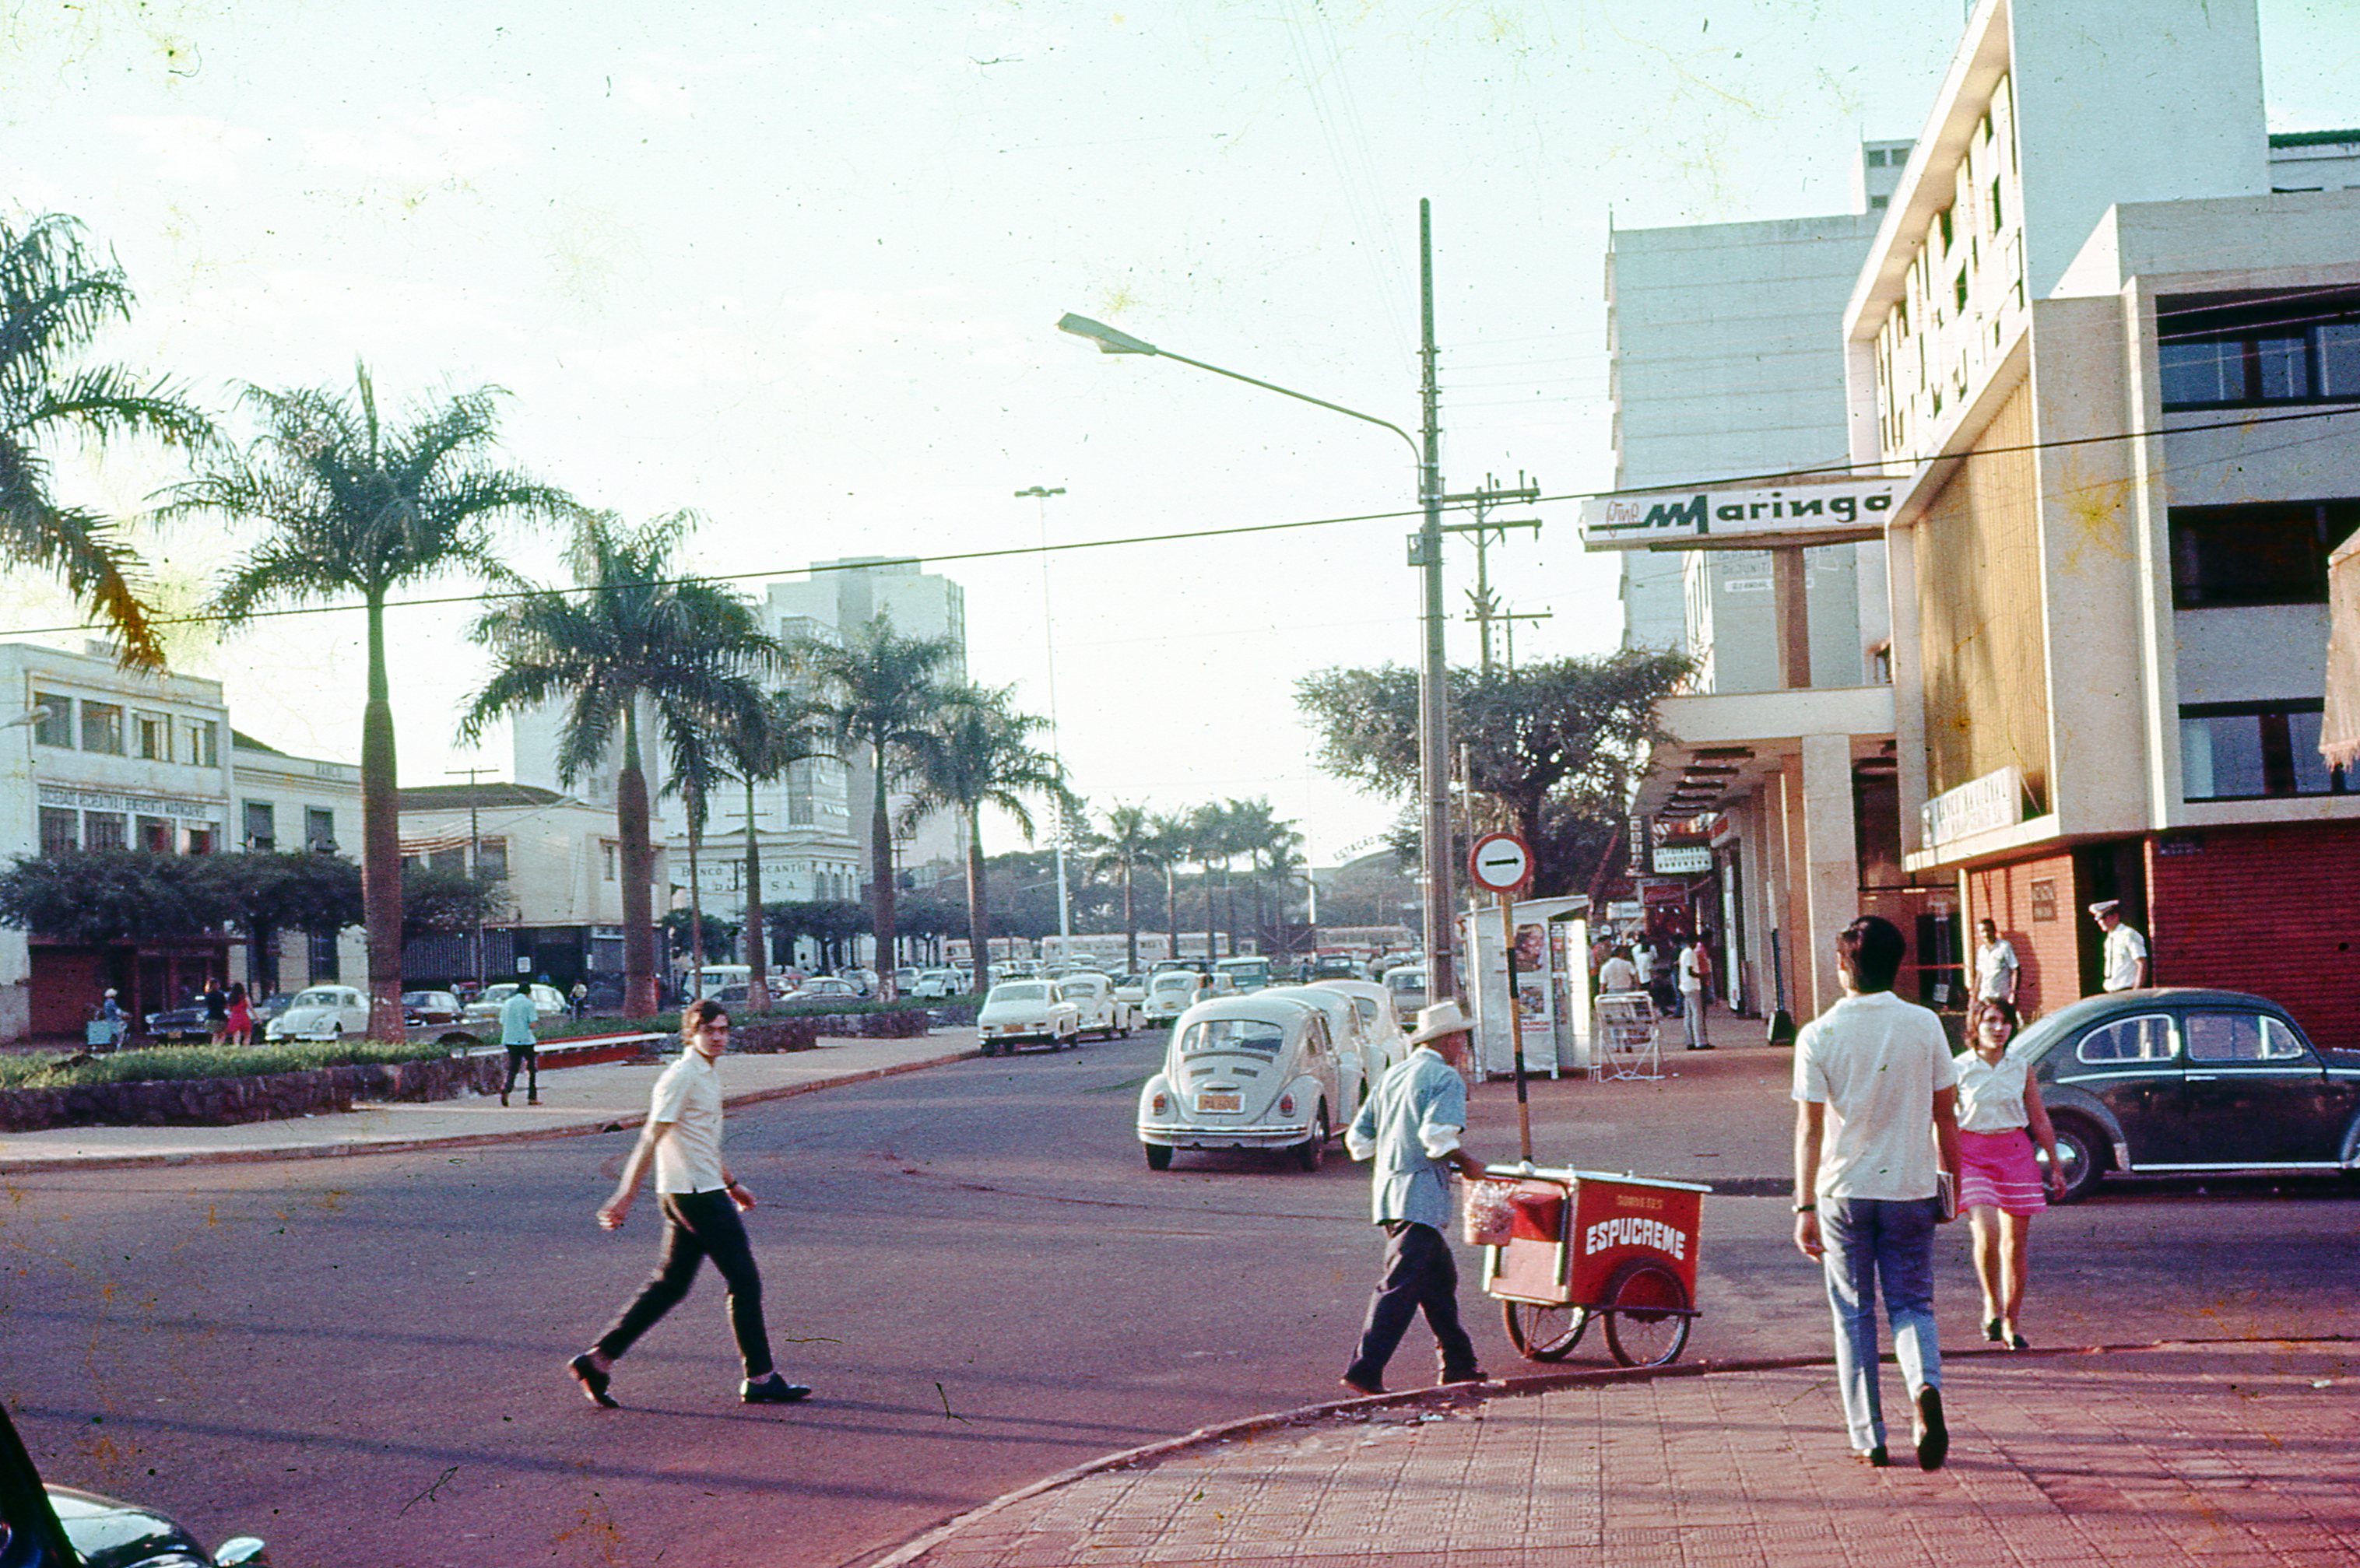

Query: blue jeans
[[1819, 1195, 1942, 1450]]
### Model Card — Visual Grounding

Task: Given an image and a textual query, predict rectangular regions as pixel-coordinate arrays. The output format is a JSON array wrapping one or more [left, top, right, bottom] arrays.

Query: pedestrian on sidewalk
[[1340, 999, 1487, 1398], [202, 979, 229, 1045], [2088, 900, 2148, 992], [500, 984, 541, 1107], [1791, 915, 1962, 1470], [567, 999, 809, 1410], [225, 982, 254, 1047], [1598, 946, 1641, 995], [1972, 918, 2019, 1008], [1956, 998, 2067, 1350], [1677, 938, 1711, 1049], [571, 980, 588, 1020]]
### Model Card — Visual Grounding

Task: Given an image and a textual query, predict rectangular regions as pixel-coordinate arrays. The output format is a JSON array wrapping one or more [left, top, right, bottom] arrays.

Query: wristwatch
[[1791, 1202, 1816, 1214]]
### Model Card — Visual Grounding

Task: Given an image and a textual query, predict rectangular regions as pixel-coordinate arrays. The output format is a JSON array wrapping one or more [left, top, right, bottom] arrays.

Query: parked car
[[975, 980, 1080, 1054], [1136, 994, 1347, 1172], [261, 985, 371, 1043], [2, 1397, 270, 1567], [1112, 973, 1149, 1009], [910, 968, 964, 1000], [1262, 984, 1375, 1115], [1312, 978, 1410, 1082], [1213, 955, 1272, 994], [461, 983, 567, 1026], [836, 966, 880, 996], [1382, 963, 1428, 1017], [251, 993, 296, 1028], [142, 995, 216, 1044], [1057, 970, 1137, 1040], [1142, 970, 1203, 1029], [999, 959, 1042, 980], [891, 966, 922, 994], [400, 990, 464, 1026], [2014, 988, 2360, 1201], [780, 976, 863, 1005]]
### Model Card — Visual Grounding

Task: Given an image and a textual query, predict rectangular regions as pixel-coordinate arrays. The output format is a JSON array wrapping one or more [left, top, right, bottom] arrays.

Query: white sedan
[[462, 983, 568, 1025], [264, 985, 373, 1043], [975, 980, 1081, 1055]]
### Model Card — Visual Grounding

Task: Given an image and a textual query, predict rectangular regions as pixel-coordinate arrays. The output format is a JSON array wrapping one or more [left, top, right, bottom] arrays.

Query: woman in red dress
[[225, 981, 255, 1047], [1954, 999, 2067, 1349]]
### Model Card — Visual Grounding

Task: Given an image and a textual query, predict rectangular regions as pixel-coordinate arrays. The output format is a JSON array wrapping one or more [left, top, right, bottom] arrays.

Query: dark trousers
[[595, 1190, 774, 1380], [1346, 1221, 1479, 1386], [502, 1045, 538, 1101]]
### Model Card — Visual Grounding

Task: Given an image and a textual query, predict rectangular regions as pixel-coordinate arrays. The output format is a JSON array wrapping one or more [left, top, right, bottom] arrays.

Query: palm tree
[[169, 366, 568, 1034], [725, 689, 831, 1009], [1146, 811, 1192, 966], [1222, 797, 1301, 953], [1188, 802, 1237, 962], [902, 684, 1066, 994], [460, 511, 778, 1017], [799, 614, 957, 995], [1090, 803, 1157, 973], [0, 213, 213, 671]]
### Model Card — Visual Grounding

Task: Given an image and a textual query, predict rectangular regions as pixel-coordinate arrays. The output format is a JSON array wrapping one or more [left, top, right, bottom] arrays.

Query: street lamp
[[1056, 242, 1460, 1001], [1016, 483, 1076, 961]]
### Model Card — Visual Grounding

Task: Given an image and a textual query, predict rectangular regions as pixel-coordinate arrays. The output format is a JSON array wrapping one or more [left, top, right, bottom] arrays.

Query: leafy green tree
[[901, 684, 1066, 991], [461, 512, 778, 1016], [660, 907, 740, 964], [0, 213, 212, 669], [0, 850, 224, 944], [1145, 811, 1192, 963], [798, 614, 956, 994], [399, 862, 509, 942], [201, 852, 364, 984], [1088, 802, 1159, 973], [167, 365, 571, 1033], [764, 899, 869, 973], [1298, 650, 1691, 898]]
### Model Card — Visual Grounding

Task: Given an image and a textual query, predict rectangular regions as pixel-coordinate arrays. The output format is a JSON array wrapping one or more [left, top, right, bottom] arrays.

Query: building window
[[80, 701, 123, 755], [33, 695, 72, 748], [39, 807, 78, 856], [430, 847, 467, 874], [185, 826, 215, 855], [2169, 502, 2359, 607], [2158, 289, 2360, 409], [244, 801, 276, 851], [478, 836, 508, 879], [181, 718, 218, 767], [308, 929, 339, 981], [2180, 701, 2341, 801], [84, 811, 126, 850], [134, 710, 170, 761], [139, 816, 174, 854], [602, 840, 618, 882], [305, 807, 336, 853], [1937, 207, 1954, 253], [1866, 148, 1888, 167]]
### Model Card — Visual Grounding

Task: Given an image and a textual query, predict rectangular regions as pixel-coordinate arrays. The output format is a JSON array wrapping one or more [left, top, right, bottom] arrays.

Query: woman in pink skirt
[[1956, 999, 2067, 1349]]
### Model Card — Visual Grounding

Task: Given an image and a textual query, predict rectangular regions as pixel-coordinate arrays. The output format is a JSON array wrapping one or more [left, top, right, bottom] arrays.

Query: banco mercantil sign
[[1579, 476, 1899, 551]]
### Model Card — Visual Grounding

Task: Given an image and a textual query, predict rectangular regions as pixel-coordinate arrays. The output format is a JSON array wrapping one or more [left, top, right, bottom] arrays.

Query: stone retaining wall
[[732, 1009, 933, 1054], [0, 1053, 506, 1133]]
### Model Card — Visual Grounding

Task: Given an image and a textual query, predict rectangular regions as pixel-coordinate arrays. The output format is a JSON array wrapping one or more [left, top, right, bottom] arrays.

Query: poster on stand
[[1463, 897, 1589, 1078]]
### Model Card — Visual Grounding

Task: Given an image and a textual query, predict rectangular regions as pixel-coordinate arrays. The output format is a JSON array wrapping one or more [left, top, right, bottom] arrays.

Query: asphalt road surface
[[5, 1033, 2355, 1567]]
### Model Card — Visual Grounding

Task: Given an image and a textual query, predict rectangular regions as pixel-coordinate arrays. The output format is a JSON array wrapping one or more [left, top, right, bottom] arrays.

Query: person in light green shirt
[[499, 986, 539, 1106]]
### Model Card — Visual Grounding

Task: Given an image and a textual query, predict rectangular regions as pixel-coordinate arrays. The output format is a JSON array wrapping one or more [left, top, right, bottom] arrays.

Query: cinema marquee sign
[[1579, 477, 1901, 551]]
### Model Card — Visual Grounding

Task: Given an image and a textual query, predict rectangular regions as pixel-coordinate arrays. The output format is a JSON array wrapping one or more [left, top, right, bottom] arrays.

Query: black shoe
[[568, 1354, 618, 1408], [1913, 1387, 1948, 1471], [527, 1096, 541, 1105], [1438, 1367, 1485, 1386], [500, 1093, 511, 1107], [1982, 1317, 2003, 1344], [2007, 1331, 2031, 1352], [1339, 1373, 1385, 1398], [741, 1374, 812, 1405], [1855, 1445, 1890, 1468]]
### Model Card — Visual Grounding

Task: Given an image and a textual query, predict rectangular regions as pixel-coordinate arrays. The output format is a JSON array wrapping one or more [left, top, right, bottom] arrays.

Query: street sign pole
[[1467, 831, 1536, 1163], [1500, 887, 1530, 1163]]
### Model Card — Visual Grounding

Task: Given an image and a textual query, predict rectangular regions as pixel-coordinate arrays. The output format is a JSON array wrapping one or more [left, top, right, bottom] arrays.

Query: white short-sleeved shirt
[[648, 1047, 726, 1194], [1973, 938, 2019, 1000], [1598, 956, 1640, 993], [1953, 1050, 2032, 1133], [1792, 991, 1958, 1201], [1677, 945, 1705, 993], [2103, 924, 2148, 991]]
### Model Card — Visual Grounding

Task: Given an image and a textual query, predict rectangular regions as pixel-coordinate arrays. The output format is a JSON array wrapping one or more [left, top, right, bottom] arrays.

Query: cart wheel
[[1601, 1260, 1691, 1369], [1143, 1143, 1172, 1170], [1501, 1300, 1589, 1362]]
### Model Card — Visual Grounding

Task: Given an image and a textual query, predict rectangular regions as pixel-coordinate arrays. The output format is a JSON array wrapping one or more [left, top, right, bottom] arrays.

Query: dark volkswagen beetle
[[2014, 988, 2360, 1201], [0, 1401, 266, 1568]]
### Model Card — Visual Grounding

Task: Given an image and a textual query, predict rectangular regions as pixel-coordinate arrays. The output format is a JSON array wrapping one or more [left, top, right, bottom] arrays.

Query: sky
[[4, 0, 2355, 865]]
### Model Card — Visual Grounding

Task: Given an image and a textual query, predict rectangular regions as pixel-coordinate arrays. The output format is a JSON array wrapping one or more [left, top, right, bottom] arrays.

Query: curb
[[859, 1331, 2359, 1568], [0, 1046, 977, 1176]]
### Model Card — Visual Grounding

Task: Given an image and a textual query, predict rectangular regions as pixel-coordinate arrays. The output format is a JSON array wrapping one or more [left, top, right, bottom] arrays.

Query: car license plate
[[1197, 1089, 1241, 1113]]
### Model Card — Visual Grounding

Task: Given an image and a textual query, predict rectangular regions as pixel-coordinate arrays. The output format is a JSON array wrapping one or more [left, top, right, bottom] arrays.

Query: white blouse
[[1954, 1050, 2032, 1134]]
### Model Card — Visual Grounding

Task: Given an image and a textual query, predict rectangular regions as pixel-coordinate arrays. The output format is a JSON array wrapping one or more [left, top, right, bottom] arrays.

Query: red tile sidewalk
[[879, 1339, 2360, 1566]]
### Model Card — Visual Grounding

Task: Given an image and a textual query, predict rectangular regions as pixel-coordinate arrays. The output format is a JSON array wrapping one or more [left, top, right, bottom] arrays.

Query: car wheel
[[1144, 1143, 1173, 1171], [2045, 1115, 2106, 1204], [1295, 1104, 1329, 1172]]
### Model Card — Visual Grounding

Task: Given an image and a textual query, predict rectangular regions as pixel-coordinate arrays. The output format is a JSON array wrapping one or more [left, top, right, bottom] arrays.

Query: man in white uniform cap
[[2088, 901, 2148, 992]]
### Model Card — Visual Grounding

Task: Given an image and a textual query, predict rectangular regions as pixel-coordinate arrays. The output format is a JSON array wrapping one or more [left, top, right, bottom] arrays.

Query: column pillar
[[1799, 733, 1861, 1014]]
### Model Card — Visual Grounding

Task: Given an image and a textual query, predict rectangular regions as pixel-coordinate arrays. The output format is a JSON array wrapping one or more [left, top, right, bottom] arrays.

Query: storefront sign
[[37, 784, 225, 821], [1919, 766, 2025, 847], [1580, 477, 1898, 552], [1650, 846, 1712, 875]]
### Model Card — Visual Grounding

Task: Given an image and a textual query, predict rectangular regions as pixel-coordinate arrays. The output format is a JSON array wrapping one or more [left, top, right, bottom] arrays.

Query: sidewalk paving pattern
[[896, 1340, 2359, 1567]]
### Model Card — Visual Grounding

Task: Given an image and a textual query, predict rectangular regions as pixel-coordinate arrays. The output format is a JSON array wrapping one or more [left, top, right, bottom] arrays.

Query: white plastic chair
[[1593, 991, 1662, 1082]]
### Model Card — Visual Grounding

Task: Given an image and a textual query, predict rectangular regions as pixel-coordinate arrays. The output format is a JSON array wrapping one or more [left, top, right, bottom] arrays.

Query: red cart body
[[1478, 1169, 1706, 1307]]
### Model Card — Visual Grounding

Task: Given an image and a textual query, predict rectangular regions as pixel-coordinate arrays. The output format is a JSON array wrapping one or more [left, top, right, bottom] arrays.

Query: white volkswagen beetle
[[1261, 984, 1374, 1117], [1141, 970, 1202, 1029], [1057, 970, 1136, 1040], [1313, 978, 1410, 1083], [976, 979, 1081, 1054], [264, 984, 373, 1043], [1136, 994, 1344, 1172]]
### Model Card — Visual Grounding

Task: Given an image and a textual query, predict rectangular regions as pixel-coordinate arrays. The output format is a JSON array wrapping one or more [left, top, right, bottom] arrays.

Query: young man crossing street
[[499, 984, 540, 1107]]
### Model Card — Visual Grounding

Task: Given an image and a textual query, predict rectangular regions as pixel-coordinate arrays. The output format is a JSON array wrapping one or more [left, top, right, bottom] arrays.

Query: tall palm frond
[[903, 683, 1066, 990]]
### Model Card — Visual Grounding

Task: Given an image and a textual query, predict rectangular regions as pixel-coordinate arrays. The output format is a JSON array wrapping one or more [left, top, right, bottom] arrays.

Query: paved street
[[5, 1027, 2355, 1566]]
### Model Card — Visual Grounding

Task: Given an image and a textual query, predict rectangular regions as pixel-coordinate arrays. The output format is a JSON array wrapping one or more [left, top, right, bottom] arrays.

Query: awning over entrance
[[2324, 535, 2360, 771]]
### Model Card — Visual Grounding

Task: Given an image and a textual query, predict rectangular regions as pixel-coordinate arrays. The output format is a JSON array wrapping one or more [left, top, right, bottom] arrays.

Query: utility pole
[[1444, 472, 1543, 676], [1499, 609, 1554, 672], [1413, 199, 1459, 1002], [1016, 484, 1075, 960], [446, 766, 493, 994]]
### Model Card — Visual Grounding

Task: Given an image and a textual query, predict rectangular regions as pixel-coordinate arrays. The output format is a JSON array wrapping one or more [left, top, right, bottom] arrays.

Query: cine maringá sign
[[1579, 477, 1900, 552]]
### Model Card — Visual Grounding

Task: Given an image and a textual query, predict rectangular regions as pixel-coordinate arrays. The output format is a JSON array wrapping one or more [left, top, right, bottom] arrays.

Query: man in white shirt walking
[[1792, 915, 1962, 1470], [2088, 900, 2148, 992], [567, 999, 809, 1408], [1972, 917, 2018, 1008]]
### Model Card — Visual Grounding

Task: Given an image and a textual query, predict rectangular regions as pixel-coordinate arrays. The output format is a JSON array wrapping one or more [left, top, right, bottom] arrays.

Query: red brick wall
[[1967, 851, 2080, 1022], [2147, 823, 2360, 1051]]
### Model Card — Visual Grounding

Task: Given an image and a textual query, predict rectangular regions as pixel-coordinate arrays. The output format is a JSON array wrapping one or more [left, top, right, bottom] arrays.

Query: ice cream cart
[[1465, 1165, 1710, 1368]]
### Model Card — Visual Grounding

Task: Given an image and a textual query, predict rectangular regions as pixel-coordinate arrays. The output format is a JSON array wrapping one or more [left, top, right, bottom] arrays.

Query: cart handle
[[1478, 1163, 1713, 1194]]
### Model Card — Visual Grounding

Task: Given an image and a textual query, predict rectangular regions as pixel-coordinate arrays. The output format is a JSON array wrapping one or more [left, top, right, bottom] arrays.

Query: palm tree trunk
[[359, 591, 404, 1037], [1203, 867, 1216, 969], [964, 805, 991, 993], [743, 777, 769, 1011], [867, 740, 896, 995], [687, 797, 706, 991], [1122, 861, 1137, 973], [1164, 865, 1178, 962], [618, 704, 658, 1017]]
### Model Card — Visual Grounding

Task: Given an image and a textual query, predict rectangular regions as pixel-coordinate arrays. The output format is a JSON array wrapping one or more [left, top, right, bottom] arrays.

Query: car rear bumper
[[1138, 1121, 1315, 1149]]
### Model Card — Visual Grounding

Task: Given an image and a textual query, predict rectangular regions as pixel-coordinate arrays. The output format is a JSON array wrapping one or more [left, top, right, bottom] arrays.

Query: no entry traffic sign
[[1468, 832, 1533, 893]]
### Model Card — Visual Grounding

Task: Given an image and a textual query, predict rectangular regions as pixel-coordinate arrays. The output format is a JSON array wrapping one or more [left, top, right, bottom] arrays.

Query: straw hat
[[1405, 998, 1474, 1048]]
